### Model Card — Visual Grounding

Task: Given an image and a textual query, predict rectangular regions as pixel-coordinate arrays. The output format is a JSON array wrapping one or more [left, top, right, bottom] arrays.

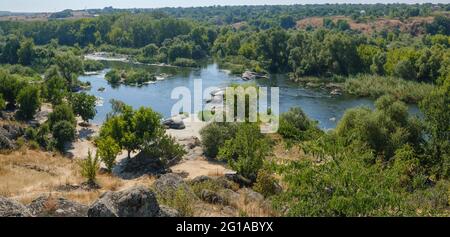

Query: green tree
[[0, 94, 5, 111], [218, 123, 269, 181], [52, 120, 76, 151], [142, 43, 159, 58], [1, 35, 20, 64], [97, 136, 121, 173], [105, 69, 121, 85], [278, 107, 321, 141], [200, 122, 238, 159], [0, 71, 25, 105], [48, 103, 76, 128], [17, 86, 41, 120], [70, 92, 97, 124], [55, 52, 83, 86], [419, 77, 450, 178], [280, 15, 296, 29], [44, 66, 67, 105], [17, 38, 35, 66]]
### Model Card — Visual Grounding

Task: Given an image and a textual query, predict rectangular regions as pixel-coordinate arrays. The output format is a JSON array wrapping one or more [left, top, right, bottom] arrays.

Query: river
[[78, 62, 420, 130]]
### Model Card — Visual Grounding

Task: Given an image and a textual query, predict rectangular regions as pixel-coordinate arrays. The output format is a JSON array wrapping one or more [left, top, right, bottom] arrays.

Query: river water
[[78, 63, 420, 130]]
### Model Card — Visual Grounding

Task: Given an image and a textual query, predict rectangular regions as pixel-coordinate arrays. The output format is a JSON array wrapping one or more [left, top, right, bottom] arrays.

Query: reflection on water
[[79, 63, 420, 130]]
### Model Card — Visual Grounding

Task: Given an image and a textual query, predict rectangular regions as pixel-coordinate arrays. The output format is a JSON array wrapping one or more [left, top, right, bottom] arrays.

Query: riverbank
[[290, 74, 434, 104]]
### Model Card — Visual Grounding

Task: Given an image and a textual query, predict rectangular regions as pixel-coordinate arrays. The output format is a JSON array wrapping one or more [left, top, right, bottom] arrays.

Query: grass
[[0, 149, 154, 205], [344, 74, 435, 103]]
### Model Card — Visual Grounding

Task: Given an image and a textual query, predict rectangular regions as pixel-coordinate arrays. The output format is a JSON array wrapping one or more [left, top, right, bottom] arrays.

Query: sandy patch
[[171, 157, 234, 180]]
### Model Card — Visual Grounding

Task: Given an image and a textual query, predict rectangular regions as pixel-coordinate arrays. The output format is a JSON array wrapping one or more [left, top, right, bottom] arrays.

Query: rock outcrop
[[88, 186, 161, 217], [163, 116, 186, 129], [0, 124, 24, 150], [158, 205, 180, 217], [27, 195, 88, 217], [200, 189, 228, 205], [152, 173, 194, 197], [113, 151, 169, 179], [0, 197, 32, 217]]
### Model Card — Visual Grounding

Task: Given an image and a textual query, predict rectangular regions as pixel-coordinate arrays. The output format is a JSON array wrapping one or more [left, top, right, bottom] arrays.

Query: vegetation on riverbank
[[0, 3, 449, 217], [344, 75, 435, 103]]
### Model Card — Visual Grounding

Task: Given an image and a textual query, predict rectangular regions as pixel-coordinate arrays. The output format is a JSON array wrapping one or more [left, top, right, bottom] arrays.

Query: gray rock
[[158, 205, 180, 217], [88, 186, 160, 217], [27, 195, 88, 217], [218, 189, 240, 204], [239, 188, 265, 203], [113, 151, 168, 179], [224, 173, 252, 187], [0, 197, 32, 217], [153, 173, 194, 197], [0, 124, 24, 150], [200, 189, 228, 205], [190, 175, 214, 185], [163, 116, 185, 129], [0, 132, 14, 150]]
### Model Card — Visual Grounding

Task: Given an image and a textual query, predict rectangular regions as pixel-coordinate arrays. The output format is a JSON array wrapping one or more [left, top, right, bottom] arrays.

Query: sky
[[0, 0, 449, 13]]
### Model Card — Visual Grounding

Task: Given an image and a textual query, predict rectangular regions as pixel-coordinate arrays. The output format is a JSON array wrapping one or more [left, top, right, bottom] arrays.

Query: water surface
[[79, 63, 420, 130]]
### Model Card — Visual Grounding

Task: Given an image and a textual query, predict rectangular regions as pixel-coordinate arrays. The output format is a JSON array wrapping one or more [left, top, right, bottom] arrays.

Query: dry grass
[[0, 149, 155, 205], [296, 15, 434, 35]]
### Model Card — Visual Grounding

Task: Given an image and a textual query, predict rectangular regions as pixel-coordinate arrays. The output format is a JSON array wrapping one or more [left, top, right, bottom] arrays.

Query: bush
[[200, 122, 238, 159], [79, 150, 100, 184], [105, 69, 121, 84], [52, 120, 76, 151], [172, 58, 198, 67], [0, 94, 5, 110], [156, 186, 194, 217], [48, 103, 76, 129], [344, 75, 434, 103], [17, 86, 41, 120], [83, 60, 104, 72], [218, 123, 270, 181], [144, 134, 186, 168], [124, 69, 155, 85], [335, 95, 423, 160], [97, 136, 121, 173], [253, 168, 279, 198], [278, 107, 320, 141]]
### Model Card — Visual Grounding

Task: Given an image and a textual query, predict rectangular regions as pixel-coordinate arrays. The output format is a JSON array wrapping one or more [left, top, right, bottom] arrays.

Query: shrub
[[0, 94, 5, 110], [278, 107, 320, 141], [97, 136, 121, 173], [156, 186, 194, 217], [253, 168, 279, 198], [172, 58, 198, 67], [200, 122, 238, 159], [48, 103, 76, 129], [17, 86, 41, 120], [144, 134, 186, 168], [218, 123, 270, 181], [52, 120, 76, 151], [79, 150, 100, 184], [105, 69, 121, 84], [344, 74, 434, 103], [83, 60, 104, 72]]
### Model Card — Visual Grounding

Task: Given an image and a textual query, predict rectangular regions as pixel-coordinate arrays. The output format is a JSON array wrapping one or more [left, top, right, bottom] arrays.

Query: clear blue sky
[[0, 0, 448, 12]]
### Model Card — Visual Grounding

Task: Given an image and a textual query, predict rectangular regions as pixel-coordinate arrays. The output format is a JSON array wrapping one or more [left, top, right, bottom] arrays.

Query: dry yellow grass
[[0, 149, 155, 205]]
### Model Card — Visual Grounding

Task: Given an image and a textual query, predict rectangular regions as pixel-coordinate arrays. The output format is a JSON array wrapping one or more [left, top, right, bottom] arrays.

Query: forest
[[0, 3, 449, 217]]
